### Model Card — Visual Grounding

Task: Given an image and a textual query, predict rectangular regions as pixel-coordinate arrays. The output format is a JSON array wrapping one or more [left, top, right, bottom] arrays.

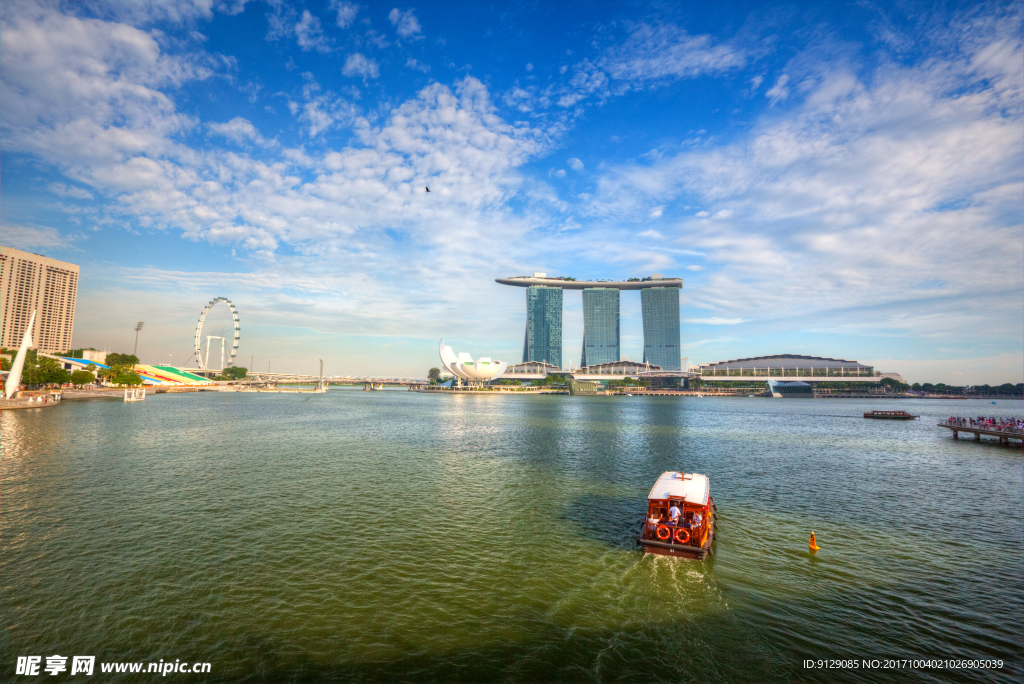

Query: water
[[2, 391, 1021, 682]]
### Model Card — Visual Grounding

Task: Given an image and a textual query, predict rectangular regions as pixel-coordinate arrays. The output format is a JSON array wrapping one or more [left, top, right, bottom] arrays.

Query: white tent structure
[[438, 339, 508, 382]]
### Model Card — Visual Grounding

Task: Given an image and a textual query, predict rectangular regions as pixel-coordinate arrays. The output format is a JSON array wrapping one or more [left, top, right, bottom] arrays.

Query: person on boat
[[668, 502, 682, 526], [646, 510, 663, 537], [691, 510, 703, 529]]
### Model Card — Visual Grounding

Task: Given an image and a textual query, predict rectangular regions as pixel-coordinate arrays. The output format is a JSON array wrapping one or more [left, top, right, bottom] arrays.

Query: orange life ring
[[655, 525, 671, 541], [674, 528, 690, 544]]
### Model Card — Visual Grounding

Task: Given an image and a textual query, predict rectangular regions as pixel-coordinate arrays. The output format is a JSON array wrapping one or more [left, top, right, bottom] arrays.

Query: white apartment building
[[0, 245, 79, 353]]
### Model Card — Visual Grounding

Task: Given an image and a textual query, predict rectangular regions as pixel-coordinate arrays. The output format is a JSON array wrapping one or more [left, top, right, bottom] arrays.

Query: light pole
[[133, 322, 145, 358]]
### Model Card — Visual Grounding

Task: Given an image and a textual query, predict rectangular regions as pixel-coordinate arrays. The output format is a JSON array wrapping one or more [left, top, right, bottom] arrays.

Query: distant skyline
[[1, 1, 1021, 383]]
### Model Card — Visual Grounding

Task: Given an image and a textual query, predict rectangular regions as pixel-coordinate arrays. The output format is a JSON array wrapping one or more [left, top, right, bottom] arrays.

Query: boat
[[863, 410, 918, 420], [637, 471, 715, 559]]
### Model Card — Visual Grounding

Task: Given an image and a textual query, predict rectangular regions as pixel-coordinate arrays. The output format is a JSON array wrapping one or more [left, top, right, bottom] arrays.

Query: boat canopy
[[647, 472, 709, 507]]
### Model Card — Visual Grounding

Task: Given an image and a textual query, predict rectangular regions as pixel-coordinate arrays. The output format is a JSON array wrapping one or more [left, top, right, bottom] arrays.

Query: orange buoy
[[809, 531, 821, 552], [655, 525, 671, 541]]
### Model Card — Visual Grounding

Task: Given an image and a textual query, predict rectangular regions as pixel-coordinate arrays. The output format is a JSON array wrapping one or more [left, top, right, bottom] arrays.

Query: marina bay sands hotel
[[496, 273, 683, 371]]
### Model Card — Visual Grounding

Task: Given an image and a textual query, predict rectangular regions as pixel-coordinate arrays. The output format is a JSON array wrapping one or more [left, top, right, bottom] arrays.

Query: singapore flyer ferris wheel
[[194, 297, 240, 371]]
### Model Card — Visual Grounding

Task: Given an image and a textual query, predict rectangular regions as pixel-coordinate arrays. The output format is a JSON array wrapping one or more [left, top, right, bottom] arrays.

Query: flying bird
[[425, 186, 431, 192]]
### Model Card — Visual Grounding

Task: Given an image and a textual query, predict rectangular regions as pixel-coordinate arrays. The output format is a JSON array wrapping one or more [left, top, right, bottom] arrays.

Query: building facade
[[0, 246, 79, 353], [581, 287, 619, 367], [499, 274, 683, 371], [698, 355, 878, 381], [523, 285, 562, 368], [640, 286, 681, 371]]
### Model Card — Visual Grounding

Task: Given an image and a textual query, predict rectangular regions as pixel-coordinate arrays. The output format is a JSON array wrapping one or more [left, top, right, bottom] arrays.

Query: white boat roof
[[647, 472, 709, 506]]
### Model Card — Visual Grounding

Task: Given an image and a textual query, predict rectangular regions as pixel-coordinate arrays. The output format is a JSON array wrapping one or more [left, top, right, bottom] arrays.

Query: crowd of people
[[945, 416, 1023, 432]]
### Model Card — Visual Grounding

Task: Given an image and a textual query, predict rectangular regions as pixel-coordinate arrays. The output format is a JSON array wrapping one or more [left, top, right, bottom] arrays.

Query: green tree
[[427, 367, 441, 383], [105, 352, 139, 367], [218, 366, 247, 380], [689, 377, 704, 390], [880, 377, 910, 393], [0, 356, 10, 372], [70, 370, 95, 387], [113, 370, 143, 386]]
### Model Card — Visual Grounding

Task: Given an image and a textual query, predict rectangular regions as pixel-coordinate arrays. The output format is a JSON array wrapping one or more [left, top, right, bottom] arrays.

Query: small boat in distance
[[864, 410, 918, 420], [638, 472, 715, 559]]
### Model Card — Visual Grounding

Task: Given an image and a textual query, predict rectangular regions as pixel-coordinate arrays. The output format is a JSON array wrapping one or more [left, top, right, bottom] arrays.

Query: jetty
[[938, 419, 1023, 446], [0, 393, 63, 410]]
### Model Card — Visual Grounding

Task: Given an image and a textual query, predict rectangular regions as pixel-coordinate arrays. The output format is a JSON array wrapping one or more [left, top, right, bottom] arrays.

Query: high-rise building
[[499, 274, 682, 372], [0, 246, 79, 353], [523, 285, 562, 367], [641, 286, 681, 371], [581, 288, 619, 367]]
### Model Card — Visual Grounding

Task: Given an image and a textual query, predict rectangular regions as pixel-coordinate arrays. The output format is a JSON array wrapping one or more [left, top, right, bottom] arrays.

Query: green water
[[2, 391, 1021, 682]]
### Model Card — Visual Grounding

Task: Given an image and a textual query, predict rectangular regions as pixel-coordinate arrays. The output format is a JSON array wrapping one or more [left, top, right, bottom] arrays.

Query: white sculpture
[[438, 339, 508, 382], [5, 310, 36, 399]]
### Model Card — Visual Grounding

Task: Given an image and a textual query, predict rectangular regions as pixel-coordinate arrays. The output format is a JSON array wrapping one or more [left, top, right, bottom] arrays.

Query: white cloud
[[648, 206, 663, 218], [765, 74, 789, 104], [552, 23, 745, 108], [343, 52, 380, 79], [578, 10, 1023, 349], [207, 117, 274, 146], [685, 317, 745, 325], [294, 10, 331, 53], [329, 0, 359, 28], [405, 57, 430, 73], [388, 8, 422, 40], [567, 157, 584, 171], [639, 229, 662, 238], [48, 183, 94, 200], [0, 222, 77, 250], [290, 77, 359, 136], [1, 1, 551, 335]]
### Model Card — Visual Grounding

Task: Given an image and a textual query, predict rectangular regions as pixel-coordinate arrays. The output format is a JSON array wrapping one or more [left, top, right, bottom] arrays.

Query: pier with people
[[938, 416, 1023, 446]]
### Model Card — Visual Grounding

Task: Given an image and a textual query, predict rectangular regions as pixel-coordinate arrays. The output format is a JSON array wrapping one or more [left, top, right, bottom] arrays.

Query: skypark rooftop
[[496, 274, 683, 290]]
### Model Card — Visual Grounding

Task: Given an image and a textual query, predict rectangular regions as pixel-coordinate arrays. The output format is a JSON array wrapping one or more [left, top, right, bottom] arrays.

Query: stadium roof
[[701, 354, 870, 369]]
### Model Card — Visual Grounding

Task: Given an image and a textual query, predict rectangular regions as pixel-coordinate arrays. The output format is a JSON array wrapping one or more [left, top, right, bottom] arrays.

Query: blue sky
[[1, 0, 1021, 382]]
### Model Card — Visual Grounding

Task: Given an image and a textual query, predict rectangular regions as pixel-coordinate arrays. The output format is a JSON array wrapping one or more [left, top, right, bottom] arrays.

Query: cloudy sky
[[1, 0, 1021, 383]]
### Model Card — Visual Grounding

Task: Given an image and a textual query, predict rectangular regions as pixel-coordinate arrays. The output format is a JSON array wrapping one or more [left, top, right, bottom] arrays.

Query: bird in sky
[[425, 187, 430, 192]]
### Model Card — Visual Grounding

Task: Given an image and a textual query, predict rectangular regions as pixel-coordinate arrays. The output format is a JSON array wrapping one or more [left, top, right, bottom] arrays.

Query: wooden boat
[[637, 471, 715, 559], [863, 410, 918, 420]]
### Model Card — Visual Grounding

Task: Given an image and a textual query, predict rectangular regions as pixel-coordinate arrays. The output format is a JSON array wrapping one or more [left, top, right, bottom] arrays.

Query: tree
[[880, 377, 910, 393], [70, 370, 95, 387], [219, 366, 247, 380], [689, 377, 704, 390], [427, 367, 441, 383], [105, 352, 139, 367], [112, 370, 143, 386], [0, 356, 10, 372]]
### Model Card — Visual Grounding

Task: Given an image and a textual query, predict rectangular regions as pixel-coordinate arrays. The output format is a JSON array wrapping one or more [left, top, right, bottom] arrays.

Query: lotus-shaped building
[[439, 340, 508, 382]]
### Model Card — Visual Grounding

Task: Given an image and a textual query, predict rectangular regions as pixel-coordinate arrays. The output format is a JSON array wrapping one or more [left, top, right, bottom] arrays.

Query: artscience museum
[[438, 340, 509, 382]]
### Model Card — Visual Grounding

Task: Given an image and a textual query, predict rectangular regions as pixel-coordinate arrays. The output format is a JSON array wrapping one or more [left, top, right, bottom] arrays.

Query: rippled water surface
[[2, 391, 1022, 682]]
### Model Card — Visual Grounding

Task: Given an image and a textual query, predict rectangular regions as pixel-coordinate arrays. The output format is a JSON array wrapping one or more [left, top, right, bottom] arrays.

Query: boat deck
[[637, 500, 716, 559]]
